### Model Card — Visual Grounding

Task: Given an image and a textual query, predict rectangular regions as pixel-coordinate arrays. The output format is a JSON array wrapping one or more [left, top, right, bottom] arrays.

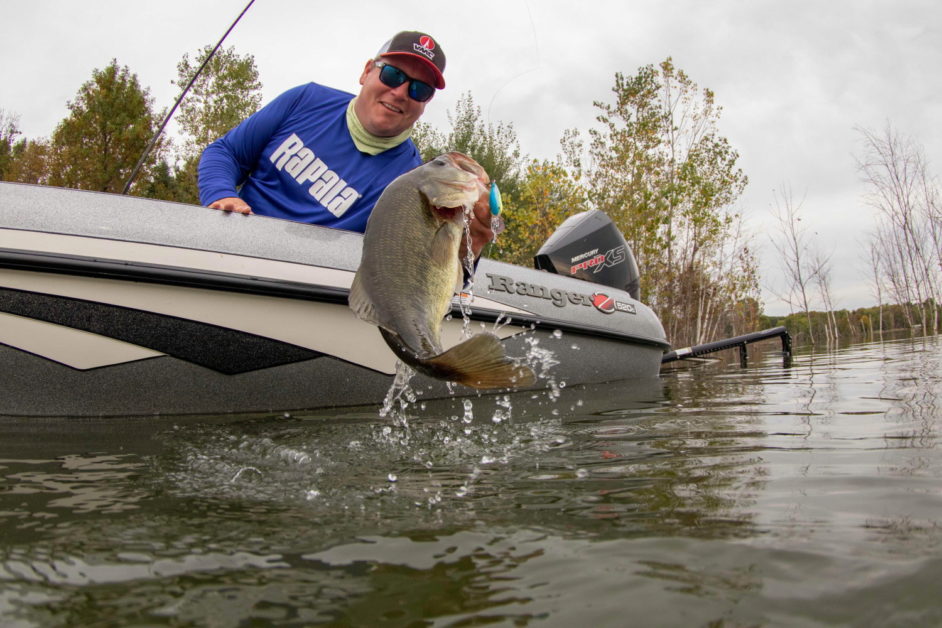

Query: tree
[[412, 92, 525, 199], [48, 60, 163, 193], [161, 45, 262, 203], [496, 159, 589, 266], [769, 186, 818, 343], [811, 249, 840, 344], [4, 138, 52, 185], [587, 58, 755, 346], [0, 109, 21, 180], [858, 124, 941, 334], [174, 45, 262, 157]]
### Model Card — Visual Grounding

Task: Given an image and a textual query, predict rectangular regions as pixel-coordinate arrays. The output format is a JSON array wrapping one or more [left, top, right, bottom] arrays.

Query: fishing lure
[[489, 182, 505, 237]]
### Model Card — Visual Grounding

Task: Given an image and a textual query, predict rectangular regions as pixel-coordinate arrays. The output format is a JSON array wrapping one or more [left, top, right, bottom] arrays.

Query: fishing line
[[122, 0, 257, 194], [485, 0, 541, 124]]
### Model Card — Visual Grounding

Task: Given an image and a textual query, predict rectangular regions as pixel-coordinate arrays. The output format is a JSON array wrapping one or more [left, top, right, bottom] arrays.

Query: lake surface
[[2, 334, 941, 626]]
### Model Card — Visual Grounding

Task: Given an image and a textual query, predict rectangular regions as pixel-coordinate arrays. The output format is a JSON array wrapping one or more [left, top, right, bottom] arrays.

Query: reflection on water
[[1, 335, 942, 626]]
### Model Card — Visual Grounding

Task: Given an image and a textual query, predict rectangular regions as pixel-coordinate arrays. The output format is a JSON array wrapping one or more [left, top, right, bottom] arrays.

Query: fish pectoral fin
[[426, 333, 537, 390], [348, 272, 381, 326], [430, 223, 459, 267]]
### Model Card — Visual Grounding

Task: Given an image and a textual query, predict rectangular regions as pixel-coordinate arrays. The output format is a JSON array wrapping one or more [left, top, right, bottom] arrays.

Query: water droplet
[[387, 473, 398, 483]]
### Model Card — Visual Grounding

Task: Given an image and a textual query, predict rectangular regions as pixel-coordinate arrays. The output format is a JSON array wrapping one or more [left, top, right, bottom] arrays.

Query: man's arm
[[197, 84, 307, 210]]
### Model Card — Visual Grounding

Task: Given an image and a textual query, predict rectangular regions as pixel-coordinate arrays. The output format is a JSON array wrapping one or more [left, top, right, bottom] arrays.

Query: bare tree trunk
[[770, 186, 818, 344], [858, 124, 941, 336]]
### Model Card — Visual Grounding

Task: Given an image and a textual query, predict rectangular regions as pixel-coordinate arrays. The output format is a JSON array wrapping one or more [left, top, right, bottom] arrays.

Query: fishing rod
[[122, 0, 256, 195]]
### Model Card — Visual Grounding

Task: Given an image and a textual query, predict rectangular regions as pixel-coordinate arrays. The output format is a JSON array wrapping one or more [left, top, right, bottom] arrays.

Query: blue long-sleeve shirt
[[198, 82, 422, 233]]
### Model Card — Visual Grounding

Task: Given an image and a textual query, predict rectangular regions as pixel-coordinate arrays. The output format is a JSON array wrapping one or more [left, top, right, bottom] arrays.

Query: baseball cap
[[376, 31, 446, 89]]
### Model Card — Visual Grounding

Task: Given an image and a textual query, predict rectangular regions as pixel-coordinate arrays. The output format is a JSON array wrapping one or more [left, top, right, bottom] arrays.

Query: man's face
[[355, 55, 437, 137]]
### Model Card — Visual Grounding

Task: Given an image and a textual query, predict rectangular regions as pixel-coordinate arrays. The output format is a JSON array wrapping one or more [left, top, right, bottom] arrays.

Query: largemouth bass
[[349, 152, 536, 390]]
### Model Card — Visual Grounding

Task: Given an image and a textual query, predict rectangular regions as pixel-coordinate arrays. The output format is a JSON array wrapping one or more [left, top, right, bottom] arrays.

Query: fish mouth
[[431, 205, 465, 221]]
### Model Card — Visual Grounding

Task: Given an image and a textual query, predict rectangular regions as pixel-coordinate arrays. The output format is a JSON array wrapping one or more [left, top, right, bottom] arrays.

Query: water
[[2, 335, 941, 626]]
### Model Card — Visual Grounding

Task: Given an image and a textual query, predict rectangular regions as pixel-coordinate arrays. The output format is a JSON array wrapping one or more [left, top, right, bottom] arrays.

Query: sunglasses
[[373, 61, 435, 103]]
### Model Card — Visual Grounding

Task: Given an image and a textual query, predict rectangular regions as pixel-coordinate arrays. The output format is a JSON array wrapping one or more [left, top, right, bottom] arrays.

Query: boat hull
[[0, 183, 669, 418]]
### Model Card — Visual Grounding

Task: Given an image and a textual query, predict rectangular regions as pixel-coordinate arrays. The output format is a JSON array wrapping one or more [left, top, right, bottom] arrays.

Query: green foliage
[[170, 155, 201, 204], [2, 47, 259, 203], [4, 138, 52, 185], [412, 92, 524, 199], [174, 45, 262, 160], [48, 60, 162, 193], [0, 109, 21, 181], [410, 120, 445, 163], [761, 300, 942, 347], [587, 58, 755, 346], [137, 159, 182, 201], [496, 160, 588, 266]]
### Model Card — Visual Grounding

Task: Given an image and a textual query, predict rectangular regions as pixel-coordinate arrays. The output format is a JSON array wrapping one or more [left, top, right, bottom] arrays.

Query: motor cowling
[[533, 210, 640, 301]]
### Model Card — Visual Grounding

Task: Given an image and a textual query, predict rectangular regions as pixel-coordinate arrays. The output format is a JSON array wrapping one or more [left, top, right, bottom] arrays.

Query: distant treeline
[[761, 301, 942, 346]]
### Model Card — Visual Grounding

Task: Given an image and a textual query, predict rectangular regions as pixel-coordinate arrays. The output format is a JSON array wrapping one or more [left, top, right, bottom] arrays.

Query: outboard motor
[[534, 210, 641, 301]]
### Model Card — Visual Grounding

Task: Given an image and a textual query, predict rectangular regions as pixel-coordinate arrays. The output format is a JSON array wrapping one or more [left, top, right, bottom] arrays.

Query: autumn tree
[[587, 58, 755, 346], [4, 139, 52, 185], [47, 60, 163, 194], [497, 159, 589, 266]]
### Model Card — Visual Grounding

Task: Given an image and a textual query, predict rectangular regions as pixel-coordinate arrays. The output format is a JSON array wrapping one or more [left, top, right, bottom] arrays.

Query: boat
[[0, 182, 669, 418]]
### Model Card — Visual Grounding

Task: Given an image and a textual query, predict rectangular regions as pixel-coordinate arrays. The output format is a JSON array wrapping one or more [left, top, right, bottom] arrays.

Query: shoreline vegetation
[[762, 301, 942, 347]]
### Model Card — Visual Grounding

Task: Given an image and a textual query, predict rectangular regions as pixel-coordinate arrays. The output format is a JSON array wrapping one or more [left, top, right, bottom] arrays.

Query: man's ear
[[358, 59, 373, 86]]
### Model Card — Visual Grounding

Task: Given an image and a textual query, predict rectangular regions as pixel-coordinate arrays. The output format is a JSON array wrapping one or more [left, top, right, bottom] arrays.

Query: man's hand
[[208, 197, 253, 215], [459, 190, 496, 262]]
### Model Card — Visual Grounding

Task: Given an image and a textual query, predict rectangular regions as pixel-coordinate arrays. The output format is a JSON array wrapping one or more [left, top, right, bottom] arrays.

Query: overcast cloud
[[2, 0, 939, 314]]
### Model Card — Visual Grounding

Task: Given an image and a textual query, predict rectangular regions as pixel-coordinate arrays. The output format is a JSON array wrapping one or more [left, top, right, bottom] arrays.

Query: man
[[198, 30, 494, 258]]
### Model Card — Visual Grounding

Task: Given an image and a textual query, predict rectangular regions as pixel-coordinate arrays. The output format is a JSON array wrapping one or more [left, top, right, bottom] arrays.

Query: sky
[[2, 0, 939, 315]]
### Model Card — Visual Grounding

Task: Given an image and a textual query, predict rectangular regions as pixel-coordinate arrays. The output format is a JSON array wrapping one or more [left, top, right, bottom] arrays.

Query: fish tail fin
[[425, 332, 536, 390]]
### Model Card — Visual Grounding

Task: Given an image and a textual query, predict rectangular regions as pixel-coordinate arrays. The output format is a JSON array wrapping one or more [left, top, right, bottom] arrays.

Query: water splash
[[379, 361, 418, 427], [522, 333, 562, 391], [492, 395, 512, 424]]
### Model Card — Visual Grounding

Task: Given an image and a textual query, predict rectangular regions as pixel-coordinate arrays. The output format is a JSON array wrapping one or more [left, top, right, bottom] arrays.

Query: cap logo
[[418, 35, 435, 50], [413, 43, 435, 61]]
